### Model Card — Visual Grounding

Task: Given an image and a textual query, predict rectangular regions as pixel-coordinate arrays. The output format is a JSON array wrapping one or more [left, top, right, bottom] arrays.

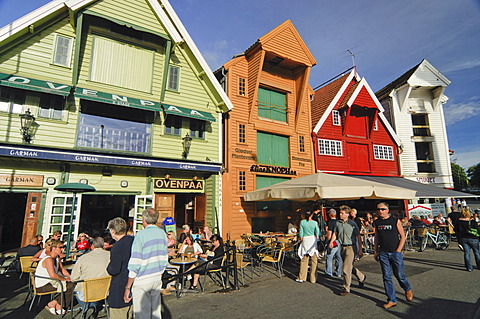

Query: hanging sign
[[153, 178, 204, 191]]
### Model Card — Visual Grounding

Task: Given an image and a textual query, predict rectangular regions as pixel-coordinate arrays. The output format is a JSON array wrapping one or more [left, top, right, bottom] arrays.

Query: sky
[[0, 0, 479, 170]]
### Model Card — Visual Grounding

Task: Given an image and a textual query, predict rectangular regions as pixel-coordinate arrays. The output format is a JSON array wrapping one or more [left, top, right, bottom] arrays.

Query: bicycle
[[419, 225, 450, 251]]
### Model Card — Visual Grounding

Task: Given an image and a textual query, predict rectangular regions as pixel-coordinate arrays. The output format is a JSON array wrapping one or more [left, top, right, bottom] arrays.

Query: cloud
[[444, 98, 480, 126], [443, 59, 480, 73]]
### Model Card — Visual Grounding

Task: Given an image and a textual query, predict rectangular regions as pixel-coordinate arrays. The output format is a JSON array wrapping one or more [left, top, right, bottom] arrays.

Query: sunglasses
[[57, 246, 65, 249], [377, 208, 388, 211]]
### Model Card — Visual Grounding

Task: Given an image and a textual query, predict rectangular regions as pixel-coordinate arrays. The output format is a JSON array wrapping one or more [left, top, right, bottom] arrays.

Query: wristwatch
[[125, 286, 131, 290]]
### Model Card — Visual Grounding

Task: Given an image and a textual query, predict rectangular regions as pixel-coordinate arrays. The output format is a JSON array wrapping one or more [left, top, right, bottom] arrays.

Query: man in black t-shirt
[[374, 202, 413, 309]]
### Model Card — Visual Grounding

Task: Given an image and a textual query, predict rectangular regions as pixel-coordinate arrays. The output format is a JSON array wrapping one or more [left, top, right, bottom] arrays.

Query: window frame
[[332, 110, 341, 126], [164, 114, 182, 136], [37, 94, 65, 121], [168, 65, 181, 92], [238, 77, 246, 96], [0, 87, 26, 114], [238, 123, 246, 143], [318, 139, 343, 156], [52, 33, 74, 68], [189, 118, 206, 139], [299, 135, 305, 153], [373, 144, 394, 161], [239, 170, 246, 191]]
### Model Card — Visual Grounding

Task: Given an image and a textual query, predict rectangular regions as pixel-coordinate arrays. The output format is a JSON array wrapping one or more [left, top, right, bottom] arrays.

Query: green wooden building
[[0, 0, 233, 249]]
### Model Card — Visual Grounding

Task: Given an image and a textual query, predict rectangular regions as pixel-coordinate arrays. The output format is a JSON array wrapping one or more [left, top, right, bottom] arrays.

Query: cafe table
[[169, 256, 198, 297]]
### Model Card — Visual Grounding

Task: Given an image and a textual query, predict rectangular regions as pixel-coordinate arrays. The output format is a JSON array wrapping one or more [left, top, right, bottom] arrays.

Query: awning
[[162, 104, 216, 122], [346, 175, 477, 198], [0, 73, 71, 96], [74, 87, 161, 112]]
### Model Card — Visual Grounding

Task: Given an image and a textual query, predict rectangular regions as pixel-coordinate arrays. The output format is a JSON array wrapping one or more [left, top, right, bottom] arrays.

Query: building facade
[[376, 59, 453, 189], [311, 68, 402, 177], [0, 0, 233, 249], [216, 20, 316, 239]]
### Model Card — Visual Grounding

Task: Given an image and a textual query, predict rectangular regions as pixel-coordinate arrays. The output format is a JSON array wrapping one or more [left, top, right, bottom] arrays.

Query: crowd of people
[[14, 209, 224, 318]]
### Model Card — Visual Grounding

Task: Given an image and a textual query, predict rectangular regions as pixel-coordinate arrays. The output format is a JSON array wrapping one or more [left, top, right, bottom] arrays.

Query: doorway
[[0, 193, 27, 251], [79, 195, 135, 237]]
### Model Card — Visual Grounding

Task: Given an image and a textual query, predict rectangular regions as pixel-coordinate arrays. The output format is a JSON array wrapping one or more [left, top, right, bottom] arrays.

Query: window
[[415, 142, 435, 173], [190, 119, 205, 139], [168, 65, 180, 91], [52, 34, 73, 67], [77, 101, 153, 154], [411, 113, 430, 136], [239, 171, 246, 191], [332, 110, 341, 126], [373, 145, 394, 160], [38, 94, 64, 120], [238, 124, 246, 143], [299, 135, 305, 152], [318, 139, 342, 156], [90, 35, 154, 92], [0, 87, 26, 113], [238, 78, 246, 96], [165, 115, 181, 136], [257, 132, 289, 167], [258, 87, 287, 122]]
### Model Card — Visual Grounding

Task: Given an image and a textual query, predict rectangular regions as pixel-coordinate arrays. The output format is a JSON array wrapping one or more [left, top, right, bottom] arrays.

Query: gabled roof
[[244, 20, 316, 67], [0, 0, 234, 111], [311, 69, 401, 146], [375, 59, 450, 101]]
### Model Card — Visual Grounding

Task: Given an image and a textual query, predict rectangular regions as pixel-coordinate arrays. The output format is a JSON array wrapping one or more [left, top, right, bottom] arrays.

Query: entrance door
[[133, 195, 153, 233], [43, 193, 82, 242], [0, 193, 27, 251], [21, 193, 42, 247], [155, 194, 175, 222], [194, 194, 207, 228]]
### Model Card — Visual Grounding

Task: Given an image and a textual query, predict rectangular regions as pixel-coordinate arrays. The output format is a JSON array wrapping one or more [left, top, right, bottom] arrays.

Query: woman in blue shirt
[[296, 210, 320, 283]]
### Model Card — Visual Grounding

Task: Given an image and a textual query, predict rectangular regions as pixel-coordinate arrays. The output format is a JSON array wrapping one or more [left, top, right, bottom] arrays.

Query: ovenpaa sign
[[74, 87, 161, 111], [153, 178, 204, 191], [0, 73, 71, 96]]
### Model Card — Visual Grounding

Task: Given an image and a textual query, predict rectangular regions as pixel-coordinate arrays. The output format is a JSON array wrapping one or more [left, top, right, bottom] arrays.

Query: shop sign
[[0, 174, 44, 187], [250, 164, 297, 176], [232, 148, 256, 160], [408, 203, 446, 217], [153, 178, 204, 191], [416, 176, 436, 184]]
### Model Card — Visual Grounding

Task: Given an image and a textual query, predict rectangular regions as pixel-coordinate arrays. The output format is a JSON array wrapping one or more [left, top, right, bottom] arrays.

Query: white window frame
[[37, 94, 65, 121], [373, 145, 394, 160], [52, 34, 74, 68], [133, 195, 154, 234], [318, 139, 343, 156], [42, 193, 82, 243], [168, 65, 180, 91], [332, 110, 341, 126], [0, 88, 26, 114]]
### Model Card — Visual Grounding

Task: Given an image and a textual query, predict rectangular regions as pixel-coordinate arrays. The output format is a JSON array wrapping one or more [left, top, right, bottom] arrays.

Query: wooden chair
[[28, 273, 65, 312], [72, 276, 112, 319]]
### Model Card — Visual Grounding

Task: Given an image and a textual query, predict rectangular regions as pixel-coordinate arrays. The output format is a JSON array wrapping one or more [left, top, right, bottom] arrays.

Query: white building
[[376, 59, 454, 189]]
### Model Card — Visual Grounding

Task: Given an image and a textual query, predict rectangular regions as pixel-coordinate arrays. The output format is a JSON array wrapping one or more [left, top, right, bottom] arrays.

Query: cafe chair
[[19, 256, 37, 279], [260, 247, 284, 278], [71, 276, 112, 319], [28, 273, 65, 312], [200, 255, 227, 292], [235, 253, 254, 285]]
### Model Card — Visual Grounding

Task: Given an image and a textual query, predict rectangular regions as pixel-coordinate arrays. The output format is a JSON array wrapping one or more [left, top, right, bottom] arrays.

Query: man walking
[[329, 205, 365, 296], [325, 209, 342, 278], [374, 202, 413, 309], [124, 208, 168, 319]]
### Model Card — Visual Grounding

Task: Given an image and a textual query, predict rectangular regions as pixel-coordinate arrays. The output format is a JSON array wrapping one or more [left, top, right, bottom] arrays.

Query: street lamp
[[19, 109, 36, 143], [182, 133, 193, 159]]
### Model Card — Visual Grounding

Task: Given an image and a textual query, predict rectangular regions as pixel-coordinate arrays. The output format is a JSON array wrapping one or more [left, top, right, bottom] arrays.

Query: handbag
[[467, 220, 480, 237]]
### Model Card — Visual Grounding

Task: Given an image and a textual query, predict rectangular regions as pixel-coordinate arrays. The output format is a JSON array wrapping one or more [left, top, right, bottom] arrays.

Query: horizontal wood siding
[[262, 28, 311, 65]]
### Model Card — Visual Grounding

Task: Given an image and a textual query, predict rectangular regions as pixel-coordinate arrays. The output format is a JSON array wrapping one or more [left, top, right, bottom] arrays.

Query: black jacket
[[107, 235, 134, 308]]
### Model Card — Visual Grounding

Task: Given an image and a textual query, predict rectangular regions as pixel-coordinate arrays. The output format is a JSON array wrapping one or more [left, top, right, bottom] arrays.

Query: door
[[347, 143, 371, 172], [133, 195, 154, 233], [43, 193, 82, 242], [194, 194, 207, 227], [21, 193, 42, 247], [155, 194, 175, 223]]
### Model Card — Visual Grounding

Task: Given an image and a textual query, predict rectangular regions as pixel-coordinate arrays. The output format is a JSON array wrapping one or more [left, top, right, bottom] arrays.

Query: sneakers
[[383, 302, 397, 309], [338, 290, 349, 296], [295, 279, 304, 283], [359, 276, 366, 288], [405, 289, 414, 301], [458, 244, 464, 251]]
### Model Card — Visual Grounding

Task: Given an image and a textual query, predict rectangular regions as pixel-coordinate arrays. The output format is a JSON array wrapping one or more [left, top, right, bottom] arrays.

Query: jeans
[[459, 237, 480, 271], [379, 251, 411, 303], [325, 242, 342, 277]]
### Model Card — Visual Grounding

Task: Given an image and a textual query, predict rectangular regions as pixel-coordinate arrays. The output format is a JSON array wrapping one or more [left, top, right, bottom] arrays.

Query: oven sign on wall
[[153, 179, 204, 191]]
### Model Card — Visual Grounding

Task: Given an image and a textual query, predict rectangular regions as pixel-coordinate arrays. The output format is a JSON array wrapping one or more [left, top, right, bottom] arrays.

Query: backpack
[[467, 220, 480, 237]]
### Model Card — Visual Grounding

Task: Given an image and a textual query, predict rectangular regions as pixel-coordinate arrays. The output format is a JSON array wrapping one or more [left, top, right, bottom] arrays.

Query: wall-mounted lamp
[[120, 180, 128, 188], [79, 179, 88, 184], [102, 167, 113, 176], [19, 109, 37, 143], [192, 175, 198, 181], [164, 173, 171, 180], [182, 133, 193, 159]]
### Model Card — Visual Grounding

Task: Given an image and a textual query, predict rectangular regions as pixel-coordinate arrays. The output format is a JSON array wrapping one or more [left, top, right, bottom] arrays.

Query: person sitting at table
[[188, 234, 224, 290], [16, 237, 42, 272], [71, 237, 110, 314], [34, 239, 74, 315], [178, 224, 191, 243], [178, 235, 202, 258], [166, 231, 177, 256], [36, 234, 44, 250], [32, 238, 54, 262], [201, 226, 213, 242], [103, 234, 116, 251], [75, 233, 92, 253], [191, 227, 202, 243]]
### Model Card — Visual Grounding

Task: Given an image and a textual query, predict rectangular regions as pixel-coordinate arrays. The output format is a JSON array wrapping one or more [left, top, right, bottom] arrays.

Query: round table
[[169, 257, 198, 295]]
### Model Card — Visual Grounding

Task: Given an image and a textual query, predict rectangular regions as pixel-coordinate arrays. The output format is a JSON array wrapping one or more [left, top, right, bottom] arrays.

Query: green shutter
[[257, 87, 286, 122], [256, 176, 289, 189], [257, 132, 289, 167]]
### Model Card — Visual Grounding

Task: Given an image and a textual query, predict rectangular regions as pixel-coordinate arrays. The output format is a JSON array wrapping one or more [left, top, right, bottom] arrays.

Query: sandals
[[56, 308, 66, 315], [44, 306, 56, 315], [188, 285, 197, 290]]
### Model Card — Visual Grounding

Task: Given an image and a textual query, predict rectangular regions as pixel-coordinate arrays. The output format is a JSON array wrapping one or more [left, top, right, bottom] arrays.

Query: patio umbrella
[[243, 172, 416, 202], [54, 183, 96, 258]]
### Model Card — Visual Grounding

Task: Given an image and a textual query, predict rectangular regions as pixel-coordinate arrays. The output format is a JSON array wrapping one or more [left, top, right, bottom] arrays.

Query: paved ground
[[1, 244, 479, 319]]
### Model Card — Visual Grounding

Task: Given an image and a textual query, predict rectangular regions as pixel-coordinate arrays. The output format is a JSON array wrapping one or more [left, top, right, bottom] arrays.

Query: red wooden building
[[311, 68, 402, 177]]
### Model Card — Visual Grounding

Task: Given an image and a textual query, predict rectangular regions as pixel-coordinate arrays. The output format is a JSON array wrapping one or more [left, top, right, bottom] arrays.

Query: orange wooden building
[[216, 20, 316, 240]]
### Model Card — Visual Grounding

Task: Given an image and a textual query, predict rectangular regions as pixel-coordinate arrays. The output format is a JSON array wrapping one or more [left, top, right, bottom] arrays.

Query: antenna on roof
[[340, 46, 365, 67]]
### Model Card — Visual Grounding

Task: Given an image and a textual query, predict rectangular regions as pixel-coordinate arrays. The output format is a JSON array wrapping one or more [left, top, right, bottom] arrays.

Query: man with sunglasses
[[373, 202, 413, 309]]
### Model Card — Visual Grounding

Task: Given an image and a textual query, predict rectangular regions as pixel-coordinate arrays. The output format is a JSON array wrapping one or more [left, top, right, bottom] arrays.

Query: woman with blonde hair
[[456, 208, 480, 271]]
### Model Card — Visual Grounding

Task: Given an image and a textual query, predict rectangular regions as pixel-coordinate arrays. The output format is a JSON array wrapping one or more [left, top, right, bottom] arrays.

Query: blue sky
[[1, 0, 479, 170]]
